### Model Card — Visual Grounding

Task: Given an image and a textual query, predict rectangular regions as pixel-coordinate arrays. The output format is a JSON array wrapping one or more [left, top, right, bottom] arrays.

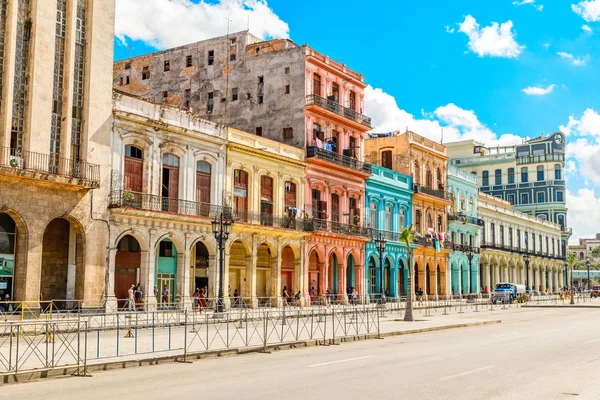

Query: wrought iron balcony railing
[[412, 236, 453, 250], [306, 94, 372, 127], [448, 212, 484, 226], [413, 183, 451, 200], [453, 244, 481, 254], [306, 146, 372, 174], [371, 229, 400, 242], [232, 210, 310, 232], [306, 218, 372, 238], [0, 146, 100, 186]]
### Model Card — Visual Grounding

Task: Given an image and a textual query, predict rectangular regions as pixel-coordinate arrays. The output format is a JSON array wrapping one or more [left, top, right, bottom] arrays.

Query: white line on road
[[308, 356, 374, 368], [493, 332, 517, 338], [439, 365, 495, 381], [584, 338, 600, 344]]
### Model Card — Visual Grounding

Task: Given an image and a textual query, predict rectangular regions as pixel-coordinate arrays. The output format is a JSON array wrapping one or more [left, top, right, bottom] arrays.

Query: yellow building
[[225, 128, 309, 306]]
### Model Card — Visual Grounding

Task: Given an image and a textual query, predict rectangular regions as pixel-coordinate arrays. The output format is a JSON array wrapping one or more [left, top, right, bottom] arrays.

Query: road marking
[[584, 338, 600, 344], [493, 332, 517, 338], [439, 365, 494, 381], [308, 356, 373, 368]]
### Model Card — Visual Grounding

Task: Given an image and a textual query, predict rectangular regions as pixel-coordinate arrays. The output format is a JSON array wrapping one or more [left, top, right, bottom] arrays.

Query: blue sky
[[114, 0, 600, 241]]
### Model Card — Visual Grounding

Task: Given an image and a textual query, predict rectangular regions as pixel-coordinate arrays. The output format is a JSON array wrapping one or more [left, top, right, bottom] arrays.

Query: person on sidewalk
[[199, 288, 206, 312], [135, 284, 143, 310], [282, 286, 290, 305], [192, 288, 200, 311], [127, 284, 135, 311]]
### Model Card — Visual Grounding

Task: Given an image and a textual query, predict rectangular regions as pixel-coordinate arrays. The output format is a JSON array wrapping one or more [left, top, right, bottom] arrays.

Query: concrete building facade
[[569, 234, 600, 260], [364, 165, 413, 297], [365, 131, 453, 298], [478, 193, 564, 293], [0, 0, 115, 306], [447, 165, 482, 295]]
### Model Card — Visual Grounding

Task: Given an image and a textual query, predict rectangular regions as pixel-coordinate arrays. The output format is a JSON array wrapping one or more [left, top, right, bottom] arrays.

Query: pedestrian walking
[[351, 287, 358, 306], [282, 286, 290, 305], [192, 288, 200, 311], [135, 284, 143, 310], [127, 284, 135, 311], [199, 287, 206, 312], [161, 286, 169, 307]]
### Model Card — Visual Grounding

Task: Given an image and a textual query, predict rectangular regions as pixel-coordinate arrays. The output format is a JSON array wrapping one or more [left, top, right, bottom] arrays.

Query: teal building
[[447, 166, 482, 295], [365, 166, 413, 296]]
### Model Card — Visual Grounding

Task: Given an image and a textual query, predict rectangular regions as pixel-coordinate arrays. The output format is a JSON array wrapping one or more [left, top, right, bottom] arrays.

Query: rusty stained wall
[[113, 31, 308, 150]]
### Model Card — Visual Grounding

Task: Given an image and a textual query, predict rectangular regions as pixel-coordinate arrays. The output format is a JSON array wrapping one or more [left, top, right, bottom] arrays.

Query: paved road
[[5, 307, 600, 400]]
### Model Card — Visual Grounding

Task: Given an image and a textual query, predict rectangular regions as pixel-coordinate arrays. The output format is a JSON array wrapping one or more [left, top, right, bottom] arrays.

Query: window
[[399, 209, 405, 228], [159, 241, 173, 257], [196, 161, 211, 205], [257, 76, 264, 104], [255, 127, 262, 137], [283, 127, 293, 139], [415, 210, 422, 233], [469, 197, 474, 211], [517, 230, 521, 249], [425, 165, 432, 187], [124, 146, 143, 192], [525, 232, 529, 250], [537, 165, 544, 181], [284, 181, 297, 209], [545, 237, 549, 253], [186, 55, 192, 67], [184, 89, 191, 109], [124, 62, 131, 70], [385, 206, 392, 231], [482, 171, 489, 186], [426, 213, 432, 230], [437, 215, 442, 232], [459, 194, 465, 211], [436, 167, 443, 190], [207, 92, 214, 112], [509, 227, 513, 247], [532, 235, 536, 251], [521, 193, 529, 204], [284, 66, 290, 74], [558, 214, 565, 227], [162, 90, 168, 99], [556, 191, 564, 202], [207, 50, 214, 66], [381, 150, 393, 169], [490, 223, 496, 244], [508, 168, 515, 184], [552, 239, 555, 255], [234, 169, 249, 220], [164, 60, 170, 71], [521, 167, 528, 183], [229, 38, 237, 61], [507, 194, 515, 205], [555, 164, 561, 180], [231, 88, 238, 101], [125, 76, 130, 85], [495, 169, 502, 185], [142, 66, 150, 80], [349, 91, 356, 111], [285, 84, 290, 94], [537, 192, 545, 203], [313, 74, 321, 96], [413, 160, 420, 184], [500, 226, 504, 245]]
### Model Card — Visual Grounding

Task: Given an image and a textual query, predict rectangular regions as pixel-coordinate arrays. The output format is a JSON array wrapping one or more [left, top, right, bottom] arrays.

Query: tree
[[591, 246, 600, 260], [568, 253, 577, 305], [401, 225, 415, 322]]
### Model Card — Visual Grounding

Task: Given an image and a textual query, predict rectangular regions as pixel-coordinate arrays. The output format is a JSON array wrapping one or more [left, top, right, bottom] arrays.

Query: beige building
[[0, 0, 114, 306], [569, 234, 600, 260]]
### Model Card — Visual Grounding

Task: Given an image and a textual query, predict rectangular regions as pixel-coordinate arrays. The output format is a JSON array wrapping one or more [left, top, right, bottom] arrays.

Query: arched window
[[459, 194, 465, 211], [415, 210, 422, 233], [399, 208, 405, 229], [124, 145, 143, 192], [482, 171, 489, 186], [234, 169, 249, 221], [313, 73, 321, 96], [557, 214, 565, 227], [162, 153, 179, 211], [537, 165, 544, 181], [425, 165, 432, 187], [414, 160, 420, 185], [508, 168, 515, 184], [554, 164, 561, 180], [436, 167, 443, 190], [580, 252, 585, 260], [468, 196, 474, 212], [426, 213, 432, 230], [369, 202, 377, 228], [196, 161, 211, 205], [521, 167, 528, 183], [385, 205, 392, 231]]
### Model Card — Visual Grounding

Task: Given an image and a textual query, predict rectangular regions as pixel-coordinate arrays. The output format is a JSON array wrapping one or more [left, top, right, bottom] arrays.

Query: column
[[175, 251, 191, 308], [246, 252, 257, 308], [457, 264, 462, 295], [548, 268, 554, 293], [104, 247, 118, 311], [493, 264, 500, 288], [66, 225, 77, 302], [448, 262, 453, 296], [140, 250, 156, 310], [485, 263, 491, 292]]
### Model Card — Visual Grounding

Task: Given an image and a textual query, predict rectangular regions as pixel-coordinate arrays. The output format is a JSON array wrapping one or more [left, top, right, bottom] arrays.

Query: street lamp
[[465, 245, 474, 294], [375, 232, 387, 298], [586, 257, 591, 291], [523, 255, 531, 291], [212, 211, 233, 313]]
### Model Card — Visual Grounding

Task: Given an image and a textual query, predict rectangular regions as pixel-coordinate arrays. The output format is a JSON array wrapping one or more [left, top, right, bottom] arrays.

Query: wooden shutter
[[331, 194, 339, 222], [124, 156, 143, 192], [285, 182, 296, 207], [196, 172, 211, 204], [260, 176, 273, 202], [381, 151, 392, 169]]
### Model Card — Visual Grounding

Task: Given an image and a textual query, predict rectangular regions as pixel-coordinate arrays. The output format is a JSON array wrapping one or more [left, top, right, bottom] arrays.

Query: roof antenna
[[247, 13, 250, 31], [440, 128, 444, 144]]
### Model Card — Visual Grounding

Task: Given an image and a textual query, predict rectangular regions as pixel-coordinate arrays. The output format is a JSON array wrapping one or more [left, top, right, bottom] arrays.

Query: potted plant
[[123, 191, 136, 207]]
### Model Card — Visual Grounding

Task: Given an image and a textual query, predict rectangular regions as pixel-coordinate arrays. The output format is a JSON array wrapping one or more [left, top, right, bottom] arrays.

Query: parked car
[[591, 286, 600, 298]]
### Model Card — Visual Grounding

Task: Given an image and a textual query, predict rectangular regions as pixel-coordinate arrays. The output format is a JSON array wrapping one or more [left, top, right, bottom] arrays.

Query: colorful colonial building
[[365, 131, 453, 299], [364, 166, 413, 297], [447, 165, 482, 295]]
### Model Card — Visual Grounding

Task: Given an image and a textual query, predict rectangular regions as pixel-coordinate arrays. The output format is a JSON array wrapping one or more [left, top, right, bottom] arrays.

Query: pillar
[[140, 250, 156, 310], [175, 251, 191, 308], [246, 253, 257, 307], [104, 247, 118, 311]]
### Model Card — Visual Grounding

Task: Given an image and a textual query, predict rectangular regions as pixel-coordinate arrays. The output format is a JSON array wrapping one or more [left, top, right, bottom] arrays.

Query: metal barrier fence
[[0, 320, 88, 376]]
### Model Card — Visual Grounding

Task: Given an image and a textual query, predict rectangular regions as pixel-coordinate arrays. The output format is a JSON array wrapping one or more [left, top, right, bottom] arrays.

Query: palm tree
[[400, 225, 415, 321], [568, 253, 577, 305]]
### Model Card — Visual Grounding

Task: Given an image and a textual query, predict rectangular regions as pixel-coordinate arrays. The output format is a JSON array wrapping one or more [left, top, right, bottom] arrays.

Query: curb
[[522, 305, 600, 309], [0, 319, 500, 386]]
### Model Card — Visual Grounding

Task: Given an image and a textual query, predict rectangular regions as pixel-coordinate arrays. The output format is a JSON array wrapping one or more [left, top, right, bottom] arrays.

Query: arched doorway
[[256, 243, 274, 301], [398, 259, 406, 296], [41, 218, 83, 305], [281, 245, 296, 297], [115, 235, 141, 307], [0, 213, 17, 301], [384, 257, 391, 296], [414, 262, 420, 294], [156, 238, 177, 307], [425, 263, 431, 295], [229, 240, 249, 301], [328, 252, 339, 296], [368, 256, 377, 295], [346, 253, 356, 292], [308, 250, 321, 301], [436, 265, 442, 296], [191, 241, 210, 295]]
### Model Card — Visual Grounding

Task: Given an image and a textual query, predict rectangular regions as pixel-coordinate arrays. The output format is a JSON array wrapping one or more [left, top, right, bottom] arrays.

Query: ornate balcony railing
[[306, 94, 372, 127], [480, 241, 563, 260], [306, 218, 372, 238], [561, 226, 573, 235], [516, 153, 565, 165], [413, 183, 451, 200], [0, 146, 100, 186], [371, 229, 400, 242], [412, 236, 453, 250], [306, 146, 372, 174], [232, 210, 310, 232], [448, 212, 484, 226], [453, 244, 481, 254]]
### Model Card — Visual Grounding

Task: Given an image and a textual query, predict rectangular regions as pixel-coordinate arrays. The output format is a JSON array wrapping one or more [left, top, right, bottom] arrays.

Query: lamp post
[[212, 211, 233, 313], [465, 245, 474, 294], [524, 255, 531, 291], [375, 232, 387, 298], [586, 257, 591, 291]]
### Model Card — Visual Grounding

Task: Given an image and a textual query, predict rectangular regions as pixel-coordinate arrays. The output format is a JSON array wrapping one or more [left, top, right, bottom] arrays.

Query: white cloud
[[456, 15, 525, 58], [560, 108, 600, 136], [512, 0, 544, 11], [115, 0, 289, 49], [522, 84, 556, 95], [445, 25, 455, 33], [557, 51, 587, 66], [543, 42, 550, 49], [568, 188, 600, 244], [582, 24, 593, 33], [567, 138, 600, 185], [572, 0, 600, 22], [364, 86, 524, 147]]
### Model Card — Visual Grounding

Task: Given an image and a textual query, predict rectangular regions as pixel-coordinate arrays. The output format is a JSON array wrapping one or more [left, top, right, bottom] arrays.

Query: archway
[[328, 252, 339, 296], [156, 238, 177, 306], [384, 257, 391, 296], [308, 249, 322, 301], [451, 262, 460, 295], [436, 265, 442, 296], [256, 243, 275, 301], [41, 218, 84, 306], [414, 262, 420, 294], [115, 235, 141, 307], [425, 263, 431, 295], [281, 245, 296, 297], [229, 240, 249, 301], [398, 259, 406, 296], [368, 255, 377, 295], [0, 213, 17, 301], [346, 253, 356, 293], [191, 241, 210, 296]]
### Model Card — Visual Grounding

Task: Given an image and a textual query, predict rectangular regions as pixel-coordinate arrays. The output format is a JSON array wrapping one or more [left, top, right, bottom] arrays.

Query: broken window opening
[[164, 60, 170, 71], [283, 127, 293, 140], [186, 55, 192, 67], [142, 66, 150, 80], [207, 50, 214, 66]]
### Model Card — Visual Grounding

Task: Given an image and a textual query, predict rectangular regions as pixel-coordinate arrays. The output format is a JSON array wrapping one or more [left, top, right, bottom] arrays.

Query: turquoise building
[[365, 166, 413, 296], [447, 166, 482, 295]]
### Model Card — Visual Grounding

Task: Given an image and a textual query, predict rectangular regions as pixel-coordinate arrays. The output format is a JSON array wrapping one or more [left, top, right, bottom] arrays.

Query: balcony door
[[196, 161, 211, 216], [162, 154, 179, 212], [124, 146, 143, 192], [260, 175, 274, 226], [234, 169, 249, 222], [313, 74, 321, 97], [331, 194, 340, 223]]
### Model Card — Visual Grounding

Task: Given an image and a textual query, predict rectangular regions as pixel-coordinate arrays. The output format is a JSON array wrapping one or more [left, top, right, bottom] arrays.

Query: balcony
[[453, 244, 481, 254], [232, 210, 310, 232], [306, 146, 372, 174], [561, 226, 573, 235], [516, 153, 565, 165], [306, 94, 372, 128], [412, 235, 453, 250], [448, 212, 484, 226], [0, 146, 100, 187], [109, 190, 229, 219], [480, 241, 564, 260], [371, 229, 400, 242], [307, 218, 372, 238], [413, 183, 451, 201]]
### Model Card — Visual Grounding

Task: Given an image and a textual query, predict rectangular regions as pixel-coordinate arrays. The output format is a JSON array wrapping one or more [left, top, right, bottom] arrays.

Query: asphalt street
[[4, 307, 600, 400]]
